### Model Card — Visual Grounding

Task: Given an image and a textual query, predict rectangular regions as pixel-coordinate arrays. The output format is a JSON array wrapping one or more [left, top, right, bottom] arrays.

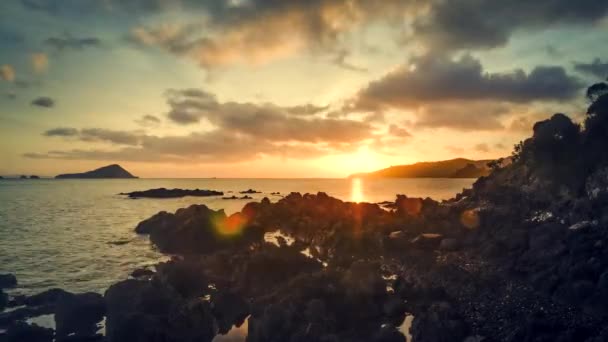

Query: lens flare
[[460, 209, 480, 229], [212, 213, 248, 237]]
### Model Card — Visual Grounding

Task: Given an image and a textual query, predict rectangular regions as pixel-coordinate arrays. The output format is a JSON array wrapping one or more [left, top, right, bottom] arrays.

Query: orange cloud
[[31, 53, 49, 73], [0, 64, 15, 82]]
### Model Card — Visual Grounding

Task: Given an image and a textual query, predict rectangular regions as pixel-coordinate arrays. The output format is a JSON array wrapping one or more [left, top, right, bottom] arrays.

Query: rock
[[239, 189, 261, 194], [123, 188, 223, 199], [131, 267, 154, 279], [211, 291, 249, 334], [410, 234, 443, 249], [0, 273, 17, 289], [2, 322, 54, 342], [29, 175, 40, 179], [439, 238, 459, 251], [134, 204, 263, 254], [54, 292, 105, 339], [373, 325, 406, 342], [1, 289, 7, 311], [411, 302, 469, 342], [104, 279, 216, 342], [24, 288, 73, 307]]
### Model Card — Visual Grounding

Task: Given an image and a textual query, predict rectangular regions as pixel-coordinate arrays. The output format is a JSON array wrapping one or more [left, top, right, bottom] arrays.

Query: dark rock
[[54, 292, 105, 339], [373, 325, 406, 342], [29, 175, 40, 179], [2, 322, 54, 342], [135, 204, 263, 254], [410, 233, 443, 249], [211, 291, 249, 334], [123, 188, 223, 199], [131, 267, 154, 279], [239, 189, 261, 194], [411, 302, 469, 342], [0, 273, 17, 288], [24, 288, 73, 307], [439, 238, 460, 251]]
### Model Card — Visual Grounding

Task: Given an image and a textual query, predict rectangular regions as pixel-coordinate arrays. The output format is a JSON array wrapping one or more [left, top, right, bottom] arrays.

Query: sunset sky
[[1, 0, 608, 177]]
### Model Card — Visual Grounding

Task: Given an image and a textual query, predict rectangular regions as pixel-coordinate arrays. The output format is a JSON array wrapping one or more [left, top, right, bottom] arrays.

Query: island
[[350, 158, 492, 178], [121, 188, 223, 199], [55, 164, 137, 179]]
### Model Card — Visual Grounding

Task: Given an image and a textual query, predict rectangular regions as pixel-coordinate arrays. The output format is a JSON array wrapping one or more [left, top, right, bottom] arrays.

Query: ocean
[[0, 178, 474, 297]]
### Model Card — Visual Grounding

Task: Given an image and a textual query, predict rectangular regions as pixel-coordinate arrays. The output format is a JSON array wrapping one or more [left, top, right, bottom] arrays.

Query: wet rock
[[373, 325, 406, 342], [411, 302, 469, 342], [2, 321, 54, 342], [131, 267, 154, 279], [211, 291, 249, 334], [54, 292, 105, 339], [135, 204, 263, 254], [410, 234, 443, 249], [104, 279, 216, 342], [439, 238, 459, 251], [24, 288, 73, 307], [0, 274, 17, 289], [122, 188, 223, 199]]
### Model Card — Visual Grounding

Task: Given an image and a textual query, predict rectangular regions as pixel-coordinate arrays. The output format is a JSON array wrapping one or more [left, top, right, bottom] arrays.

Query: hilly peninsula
[[350, 158, 492, 179], [55, 164, 137, 179]]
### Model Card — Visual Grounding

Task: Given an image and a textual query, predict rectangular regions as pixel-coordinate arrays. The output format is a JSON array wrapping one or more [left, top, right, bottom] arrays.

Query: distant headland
[[55, 164, 137, 179], [349, 158, 493, 179]]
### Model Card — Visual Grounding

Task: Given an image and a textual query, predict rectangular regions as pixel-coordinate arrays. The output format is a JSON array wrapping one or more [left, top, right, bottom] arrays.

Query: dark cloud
[[44, 127, 78, 136], [331, 49, 368, 73], [574, 58, 608, 79], [165, 88, 373, 144], [135, 114, 161, 127], [413, 102, 507, 131], [31, 96, 54, 108], [388, 124, 411, 138], [6, 92, 16, 100], [45, 34, 102, 50], [352, 53, 583, 112], [125, 1, 417, 68], [44, 127, 142, 145], [412, 0, 608, 51]]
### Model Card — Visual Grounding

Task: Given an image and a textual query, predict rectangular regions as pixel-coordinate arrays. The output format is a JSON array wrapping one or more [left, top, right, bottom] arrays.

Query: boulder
[[0, 273, 17, 288], [54, 292, 105, 339], [2, 322, 54, 342]]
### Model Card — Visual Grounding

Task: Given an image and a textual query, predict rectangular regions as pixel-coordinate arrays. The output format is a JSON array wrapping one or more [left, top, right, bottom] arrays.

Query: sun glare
[[351, 178, 364, 202]]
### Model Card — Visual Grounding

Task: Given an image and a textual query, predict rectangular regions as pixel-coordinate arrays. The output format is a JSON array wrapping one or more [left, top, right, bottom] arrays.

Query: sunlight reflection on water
[[350, 178, 364, 202]]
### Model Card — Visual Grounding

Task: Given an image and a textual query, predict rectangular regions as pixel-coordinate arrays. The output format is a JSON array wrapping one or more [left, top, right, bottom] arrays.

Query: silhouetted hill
[[55, 164, 137, 179], [350, 158, 492, 179]]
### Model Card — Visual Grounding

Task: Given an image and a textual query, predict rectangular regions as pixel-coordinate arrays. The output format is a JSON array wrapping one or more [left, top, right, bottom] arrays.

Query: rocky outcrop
[[134, 204, 263, 254], [122, 188, 223, 199]]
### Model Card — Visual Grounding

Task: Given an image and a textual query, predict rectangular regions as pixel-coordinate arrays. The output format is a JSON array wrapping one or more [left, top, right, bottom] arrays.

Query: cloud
[[411, 0, 608, 52], [44, 127, 142, 145], [388, 124, 411, 138], [26, 130, 354, 163], [413, 102, 508, 131], [165, 88, 373, 144], [574, 58, 608, 79], [352, 53, 583, 111], [474, 143, 490, 153], [31, 96, 54, 107], [125, 1, 418, 69], [44, 127, 78, 136], [31, 53, 49, 73], [135, 114, 161, 127], [45, 34, 102, 50], [29, 87, 379, 163], [7, 92, 17, 100], [1, 65, 15, 82]]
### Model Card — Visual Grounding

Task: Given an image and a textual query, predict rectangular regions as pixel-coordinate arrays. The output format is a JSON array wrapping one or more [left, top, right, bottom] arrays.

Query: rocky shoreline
[[2, 83, 608, 341]]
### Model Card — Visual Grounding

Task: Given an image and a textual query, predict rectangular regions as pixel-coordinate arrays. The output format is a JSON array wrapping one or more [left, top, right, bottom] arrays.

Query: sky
[[1, 0, 608, 178]]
